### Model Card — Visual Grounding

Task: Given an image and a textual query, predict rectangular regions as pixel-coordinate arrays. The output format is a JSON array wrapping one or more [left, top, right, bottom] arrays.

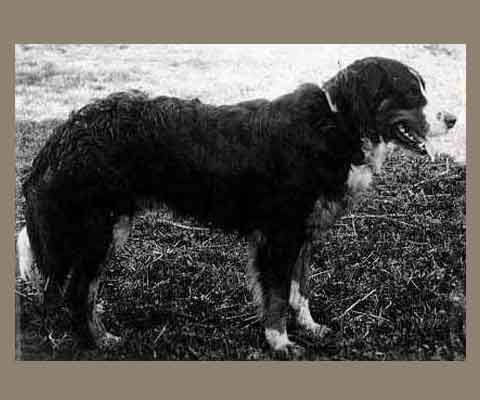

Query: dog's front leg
[[288, 198, 346, 338], [247, 231, 304, 356], [289, 241, 330, 338]]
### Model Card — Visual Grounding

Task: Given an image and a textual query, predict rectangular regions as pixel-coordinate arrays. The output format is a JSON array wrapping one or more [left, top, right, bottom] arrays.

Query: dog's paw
[[271, 341, 306, 359], [304, 323, 331, 339], [280, 342, 305, 358], [95, 332, 122, 348], [265, 328, 305, 358]]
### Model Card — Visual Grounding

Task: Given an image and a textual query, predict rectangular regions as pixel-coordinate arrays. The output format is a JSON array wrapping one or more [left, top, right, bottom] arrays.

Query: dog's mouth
[[392, 122, 428, 155]]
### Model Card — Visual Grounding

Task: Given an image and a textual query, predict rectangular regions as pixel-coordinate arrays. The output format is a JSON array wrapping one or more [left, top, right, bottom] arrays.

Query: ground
[[15, 44, 466, 360]]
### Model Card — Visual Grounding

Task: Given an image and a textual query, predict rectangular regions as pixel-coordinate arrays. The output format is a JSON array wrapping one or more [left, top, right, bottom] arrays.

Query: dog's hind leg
[[68, 268, 121, 348], [247, 231, 304, 356], [67, 215, 131, 348], [289, 241, 330, 338]]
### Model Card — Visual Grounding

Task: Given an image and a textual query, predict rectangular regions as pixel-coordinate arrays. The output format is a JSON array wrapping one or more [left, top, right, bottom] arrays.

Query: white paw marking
[[265, 328, 293, 351]]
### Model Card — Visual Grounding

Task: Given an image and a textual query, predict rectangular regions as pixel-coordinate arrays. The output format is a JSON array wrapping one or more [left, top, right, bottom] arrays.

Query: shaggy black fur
[[24, 86, 354, 277], [21, 57, 438, 352]]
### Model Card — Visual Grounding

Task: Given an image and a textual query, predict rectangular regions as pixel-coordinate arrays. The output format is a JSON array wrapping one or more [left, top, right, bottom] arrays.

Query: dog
[[17, 57, 456, 354]]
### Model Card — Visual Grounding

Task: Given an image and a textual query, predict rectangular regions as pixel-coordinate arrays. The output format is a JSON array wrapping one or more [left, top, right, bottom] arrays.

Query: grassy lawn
[[15, 44, 465, 360]]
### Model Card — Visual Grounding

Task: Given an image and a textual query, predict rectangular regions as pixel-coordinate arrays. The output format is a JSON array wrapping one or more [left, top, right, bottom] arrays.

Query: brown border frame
[[1, 0, 474, 399]]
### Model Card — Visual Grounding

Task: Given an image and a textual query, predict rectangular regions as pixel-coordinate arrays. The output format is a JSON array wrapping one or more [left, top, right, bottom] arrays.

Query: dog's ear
[[325, 59, 389, 134]]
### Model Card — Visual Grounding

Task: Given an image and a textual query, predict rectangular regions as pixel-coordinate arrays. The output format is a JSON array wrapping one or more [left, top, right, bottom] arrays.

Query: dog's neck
[[321, 86, 392, 193]]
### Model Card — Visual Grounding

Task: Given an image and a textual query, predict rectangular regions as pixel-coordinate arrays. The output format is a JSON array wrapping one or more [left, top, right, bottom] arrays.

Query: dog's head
[[323, 57, 456, 157]]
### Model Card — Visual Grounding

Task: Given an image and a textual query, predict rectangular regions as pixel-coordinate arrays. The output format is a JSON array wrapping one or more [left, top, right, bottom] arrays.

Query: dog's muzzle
[[393, 122, 428, 155]]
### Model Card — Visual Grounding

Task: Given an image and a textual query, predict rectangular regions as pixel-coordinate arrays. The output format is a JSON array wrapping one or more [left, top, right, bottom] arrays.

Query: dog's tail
[[16, 226, 39, 284]]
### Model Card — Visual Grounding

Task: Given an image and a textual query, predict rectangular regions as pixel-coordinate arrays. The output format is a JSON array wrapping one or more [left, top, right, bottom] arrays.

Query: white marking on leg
[[246, 230, 265, 312], [87, 278, 99, 337], [290, 280, 316, 329], [112, 215, 131, 251], [247, 263, 263, 311], [265, 327, 293, 351], [290, 280, 330, 337], [87, 278, 121, 347], [17, 227, 34, 281]]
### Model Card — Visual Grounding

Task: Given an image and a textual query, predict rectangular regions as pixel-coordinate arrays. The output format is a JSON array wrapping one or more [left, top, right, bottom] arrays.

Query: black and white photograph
[[15, 44, 466, 361]]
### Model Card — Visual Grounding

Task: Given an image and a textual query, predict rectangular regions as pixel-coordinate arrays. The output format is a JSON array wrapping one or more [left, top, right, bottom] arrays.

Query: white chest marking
[[347, 139, 390, 194], [347, 165, 373, 193]]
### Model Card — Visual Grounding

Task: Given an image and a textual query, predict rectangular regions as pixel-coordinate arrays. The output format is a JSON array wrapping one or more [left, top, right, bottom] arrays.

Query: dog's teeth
[[406, 133, 415, 142]]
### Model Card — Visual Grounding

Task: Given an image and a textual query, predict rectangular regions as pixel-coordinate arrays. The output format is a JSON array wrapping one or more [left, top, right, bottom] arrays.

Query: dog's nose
[[443, 112, 457, 129]]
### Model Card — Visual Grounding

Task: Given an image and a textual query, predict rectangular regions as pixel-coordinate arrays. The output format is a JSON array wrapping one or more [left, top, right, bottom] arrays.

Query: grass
[[15, 45, 465, 360]]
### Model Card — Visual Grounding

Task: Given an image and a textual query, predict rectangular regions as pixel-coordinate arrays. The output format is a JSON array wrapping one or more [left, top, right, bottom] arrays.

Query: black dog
[[17, 57, 456, 354]]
